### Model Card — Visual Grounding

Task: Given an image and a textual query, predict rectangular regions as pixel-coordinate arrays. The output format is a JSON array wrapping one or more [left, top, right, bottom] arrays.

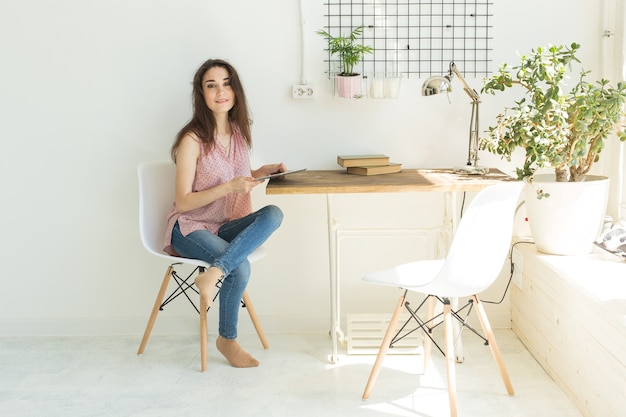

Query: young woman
[[163, 59, 284, 368]]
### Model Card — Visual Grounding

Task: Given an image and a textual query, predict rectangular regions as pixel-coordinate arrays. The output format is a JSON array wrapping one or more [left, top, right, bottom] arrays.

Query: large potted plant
[[317, 26, 373, 98], [480, 43, 626, 255]]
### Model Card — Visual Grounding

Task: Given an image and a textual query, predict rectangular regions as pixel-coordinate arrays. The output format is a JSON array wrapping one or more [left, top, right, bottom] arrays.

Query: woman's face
[[201, 66, 235, 114]]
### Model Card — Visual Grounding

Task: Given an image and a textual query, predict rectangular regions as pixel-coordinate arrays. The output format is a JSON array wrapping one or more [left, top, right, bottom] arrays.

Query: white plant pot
[[336, 74, 362, 98], [524, 174, 609, 255]]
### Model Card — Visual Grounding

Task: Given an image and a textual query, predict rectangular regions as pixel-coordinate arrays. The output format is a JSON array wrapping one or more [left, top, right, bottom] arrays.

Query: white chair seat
[[148, 242, 267, 268], [363, 259, 444, 290]]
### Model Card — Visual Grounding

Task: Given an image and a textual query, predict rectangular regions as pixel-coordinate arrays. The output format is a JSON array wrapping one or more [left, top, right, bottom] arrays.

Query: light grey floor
[[0, 330, 583, 417]]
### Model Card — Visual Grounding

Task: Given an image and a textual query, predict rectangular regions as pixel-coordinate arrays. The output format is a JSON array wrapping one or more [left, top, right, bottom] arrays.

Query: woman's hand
[[251, 163, 287, 179], [229, 176, 263, 193]]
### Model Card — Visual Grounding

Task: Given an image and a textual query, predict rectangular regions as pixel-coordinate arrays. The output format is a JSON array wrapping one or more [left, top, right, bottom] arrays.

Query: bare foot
[[195, 267, 223, 307], [216, 336, 260, 368]]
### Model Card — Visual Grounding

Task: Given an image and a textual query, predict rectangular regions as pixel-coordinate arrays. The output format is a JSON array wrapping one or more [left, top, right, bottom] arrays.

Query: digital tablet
[[254, 168, 307, 181]]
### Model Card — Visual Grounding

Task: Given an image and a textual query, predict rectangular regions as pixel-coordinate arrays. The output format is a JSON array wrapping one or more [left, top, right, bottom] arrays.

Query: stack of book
[[337, 154, 402, 176]]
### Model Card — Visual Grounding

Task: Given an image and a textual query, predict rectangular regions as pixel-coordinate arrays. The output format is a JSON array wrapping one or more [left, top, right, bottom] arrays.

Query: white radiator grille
[[347, 314, 423, 355]]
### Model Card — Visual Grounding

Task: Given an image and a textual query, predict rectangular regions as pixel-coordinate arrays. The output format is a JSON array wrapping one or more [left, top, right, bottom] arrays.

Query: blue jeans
[[171, 205, 283, 339]]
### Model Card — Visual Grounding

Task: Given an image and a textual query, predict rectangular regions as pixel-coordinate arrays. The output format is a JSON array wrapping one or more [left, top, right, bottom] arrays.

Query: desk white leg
[[327, 194, 340, 363], [446, 191, 458, 241]]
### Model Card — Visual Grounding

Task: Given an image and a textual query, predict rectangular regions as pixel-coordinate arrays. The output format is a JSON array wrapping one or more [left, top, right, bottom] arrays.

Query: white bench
[[511, 243, 626, 417]]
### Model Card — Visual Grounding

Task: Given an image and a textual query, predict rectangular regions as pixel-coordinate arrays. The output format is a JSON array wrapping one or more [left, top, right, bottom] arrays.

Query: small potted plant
[[317, 26, 373, 98], [480, 43, 626, 255]]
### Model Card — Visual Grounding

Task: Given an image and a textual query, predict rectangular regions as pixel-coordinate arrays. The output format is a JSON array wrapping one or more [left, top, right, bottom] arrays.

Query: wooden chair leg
[[362, 291, 407, 400], [472, 295, 515, 395], [200, 298, 208, 372], [137, 266, 173, 355], [423, 295, 436, 372], [451, 297, 464, 363], [242, 291, 269, 349], [443, 299, 458, 417]]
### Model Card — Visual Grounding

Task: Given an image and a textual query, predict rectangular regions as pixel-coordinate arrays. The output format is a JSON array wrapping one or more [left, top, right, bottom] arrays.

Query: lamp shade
[[422, 75, 452, 96]]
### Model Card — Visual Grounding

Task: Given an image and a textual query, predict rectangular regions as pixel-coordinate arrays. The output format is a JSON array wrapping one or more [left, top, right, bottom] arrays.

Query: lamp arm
[[449, 62, 481, 168], [450, 63, 480, 103]]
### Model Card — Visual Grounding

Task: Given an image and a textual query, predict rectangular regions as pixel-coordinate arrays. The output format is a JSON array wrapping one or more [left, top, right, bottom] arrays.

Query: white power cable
[[299, 0, 308, 84]]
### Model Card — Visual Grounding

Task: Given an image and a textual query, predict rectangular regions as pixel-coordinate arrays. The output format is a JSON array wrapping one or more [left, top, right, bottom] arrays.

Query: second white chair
[[361, 181, 523, 417]]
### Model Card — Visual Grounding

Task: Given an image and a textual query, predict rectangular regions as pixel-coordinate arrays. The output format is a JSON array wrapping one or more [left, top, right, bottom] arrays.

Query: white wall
[[0, 0, 610, 336]]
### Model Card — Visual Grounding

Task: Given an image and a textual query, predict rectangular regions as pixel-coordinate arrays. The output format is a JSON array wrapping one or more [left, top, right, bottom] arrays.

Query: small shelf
[[328, 72, 403, 99]]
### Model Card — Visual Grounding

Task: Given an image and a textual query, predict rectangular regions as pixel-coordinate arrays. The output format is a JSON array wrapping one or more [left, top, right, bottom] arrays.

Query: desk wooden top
[[265, 168, 515, 195]]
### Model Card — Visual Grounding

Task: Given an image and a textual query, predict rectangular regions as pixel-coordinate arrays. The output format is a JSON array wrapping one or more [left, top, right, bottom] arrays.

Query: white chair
[[361, 181, 523, 417], [136, 161, 269, 371]]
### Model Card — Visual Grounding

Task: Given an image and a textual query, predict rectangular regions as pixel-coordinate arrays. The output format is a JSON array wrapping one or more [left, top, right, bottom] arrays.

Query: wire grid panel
[[322, 0, 493, 78]]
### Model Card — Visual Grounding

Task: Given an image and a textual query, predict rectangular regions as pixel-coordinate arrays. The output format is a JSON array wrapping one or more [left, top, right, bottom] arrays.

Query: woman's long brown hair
[[170, 59, 252, 162]]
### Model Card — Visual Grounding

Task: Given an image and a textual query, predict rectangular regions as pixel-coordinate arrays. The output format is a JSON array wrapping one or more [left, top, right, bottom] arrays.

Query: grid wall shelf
[[322, 0, 494, 79]]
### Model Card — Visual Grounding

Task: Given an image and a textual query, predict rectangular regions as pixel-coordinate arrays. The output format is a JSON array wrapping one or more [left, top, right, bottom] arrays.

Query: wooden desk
[[265, 168, 513, 195], [266, 168, 513, 363]]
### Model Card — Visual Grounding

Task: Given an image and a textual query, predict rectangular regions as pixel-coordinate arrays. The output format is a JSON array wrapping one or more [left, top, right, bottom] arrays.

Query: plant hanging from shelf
[[317, 26, 373, 76]]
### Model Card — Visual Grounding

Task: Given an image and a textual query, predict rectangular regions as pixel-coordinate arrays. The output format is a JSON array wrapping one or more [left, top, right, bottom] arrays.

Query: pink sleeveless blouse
[[163, 126, 252, 256]]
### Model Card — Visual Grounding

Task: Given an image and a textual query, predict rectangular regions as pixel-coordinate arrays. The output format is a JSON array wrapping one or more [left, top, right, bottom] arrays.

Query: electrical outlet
[[292, 84, 315, 99]]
